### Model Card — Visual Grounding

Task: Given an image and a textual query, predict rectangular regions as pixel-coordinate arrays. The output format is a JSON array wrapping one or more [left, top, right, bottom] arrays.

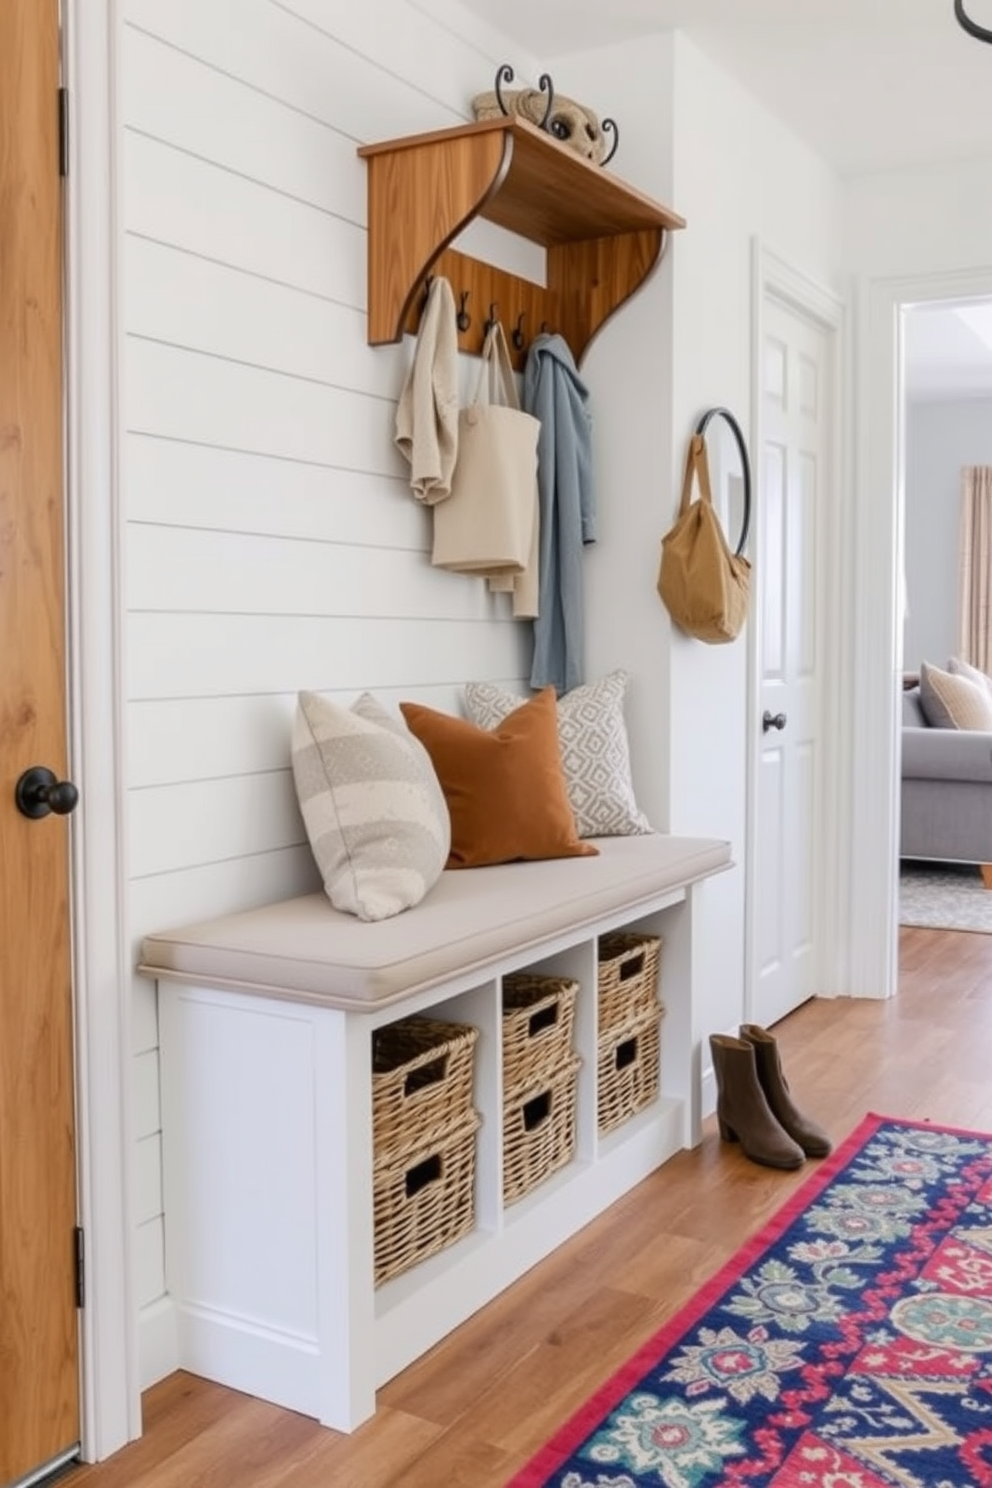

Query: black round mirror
[[694, 406, 752, 559]]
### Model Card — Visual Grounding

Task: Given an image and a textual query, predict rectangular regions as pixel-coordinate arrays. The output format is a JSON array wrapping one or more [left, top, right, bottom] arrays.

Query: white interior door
[[751, 293, 832, 1028]]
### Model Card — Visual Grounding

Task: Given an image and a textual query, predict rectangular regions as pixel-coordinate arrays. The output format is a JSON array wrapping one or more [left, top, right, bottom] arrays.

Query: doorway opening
[[897, 295, 992, 935]]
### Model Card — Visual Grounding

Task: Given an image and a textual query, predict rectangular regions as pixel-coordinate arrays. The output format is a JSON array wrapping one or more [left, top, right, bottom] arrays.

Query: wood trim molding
[[64, 0, 140, 1459]]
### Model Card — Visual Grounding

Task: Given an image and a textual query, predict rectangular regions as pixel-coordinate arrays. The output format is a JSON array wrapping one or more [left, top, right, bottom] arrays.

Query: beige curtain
[[958, 465, 992, 672]]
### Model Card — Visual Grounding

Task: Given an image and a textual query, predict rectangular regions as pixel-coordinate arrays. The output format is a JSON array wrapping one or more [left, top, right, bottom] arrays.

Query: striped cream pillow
[[292, 691, 450, 921]]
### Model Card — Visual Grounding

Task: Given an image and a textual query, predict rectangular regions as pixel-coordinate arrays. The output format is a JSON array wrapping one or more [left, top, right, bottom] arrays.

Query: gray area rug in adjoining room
[[900, 860, 992, 933]]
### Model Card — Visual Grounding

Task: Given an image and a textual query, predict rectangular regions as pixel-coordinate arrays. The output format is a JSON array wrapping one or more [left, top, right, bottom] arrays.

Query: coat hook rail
[[416, 276, 532, 351], [410, 257, 568, 369]]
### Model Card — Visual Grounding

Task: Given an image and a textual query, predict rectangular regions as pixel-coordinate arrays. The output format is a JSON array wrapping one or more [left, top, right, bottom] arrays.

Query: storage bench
[[139, 832, 731, 1432]]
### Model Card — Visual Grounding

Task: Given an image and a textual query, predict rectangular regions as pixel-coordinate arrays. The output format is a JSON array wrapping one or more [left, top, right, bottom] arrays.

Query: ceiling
[[456, 0, 992, 399], [453, 0, 992, 179]]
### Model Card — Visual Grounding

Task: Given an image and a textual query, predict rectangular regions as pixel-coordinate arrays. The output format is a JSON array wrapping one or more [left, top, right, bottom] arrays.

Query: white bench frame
[[153, 853, 723, 1431]]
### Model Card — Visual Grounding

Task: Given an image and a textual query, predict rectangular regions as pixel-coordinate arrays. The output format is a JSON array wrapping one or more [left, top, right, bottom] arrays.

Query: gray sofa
[[901, 683, 992, 871]]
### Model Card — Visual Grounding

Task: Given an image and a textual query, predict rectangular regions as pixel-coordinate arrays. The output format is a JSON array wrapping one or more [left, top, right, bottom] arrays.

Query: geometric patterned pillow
[[291, 690, 450, 921], [464, 670, 653, 838], [919, 660, 992, 731]]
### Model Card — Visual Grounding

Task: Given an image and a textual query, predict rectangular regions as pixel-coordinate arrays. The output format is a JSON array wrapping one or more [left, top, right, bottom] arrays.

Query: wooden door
[[752, 294, 831, 1029], [0, 1, 81, 1482]]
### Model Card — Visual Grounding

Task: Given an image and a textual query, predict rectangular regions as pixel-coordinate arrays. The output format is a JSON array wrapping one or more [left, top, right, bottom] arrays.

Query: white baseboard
[[138, 1295, 179, 1391]]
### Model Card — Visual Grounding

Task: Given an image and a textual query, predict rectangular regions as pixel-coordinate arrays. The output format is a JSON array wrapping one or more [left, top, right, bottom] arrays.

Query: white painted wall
[[538, 36, 677, 834], [543, 35, 845, 1076], [904, 397, 992, 671], [668, 38, 844, 1050], [120, 0, 541, 1382], [847, 157, 992, 280], [118, 3, 847, 1390]]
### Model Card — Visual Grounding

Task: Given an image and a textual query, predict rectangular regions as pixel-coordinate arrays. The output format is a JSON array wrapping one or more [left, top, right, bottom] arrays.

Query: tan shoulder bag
[[658, 420, 751, 644]]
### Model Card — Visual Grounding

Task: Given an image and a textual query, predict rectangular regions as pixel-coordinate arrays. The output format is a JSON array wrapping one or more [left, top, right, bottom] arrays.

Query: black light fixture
[[955, 0, 992, 43]]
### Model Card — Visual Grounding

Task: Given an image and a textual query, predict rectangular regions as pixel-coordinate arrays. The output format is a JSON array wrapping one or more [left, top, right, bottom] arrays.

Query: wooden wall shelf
[[358, 117, 685, 369]]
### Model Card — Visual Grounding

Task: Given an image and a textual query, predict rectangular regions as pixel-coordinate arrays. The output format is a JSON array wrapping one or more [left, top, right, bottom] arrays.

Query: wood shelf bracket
[[358, 119, 684, 368], [359, 127, 512, 352]]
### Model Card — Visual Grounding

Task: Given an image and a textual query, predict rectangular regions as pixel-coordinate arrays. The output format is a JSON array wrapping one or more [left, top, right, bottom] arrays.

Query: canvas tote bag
[[658, 432, 751, 643], [432, 322, 540, 575]]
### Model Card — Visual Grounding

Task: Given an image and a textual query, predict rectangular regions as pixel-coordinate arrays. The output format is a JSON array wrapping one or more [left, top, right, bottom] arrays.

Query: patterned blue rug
[[510, 1113, 992, 1487]]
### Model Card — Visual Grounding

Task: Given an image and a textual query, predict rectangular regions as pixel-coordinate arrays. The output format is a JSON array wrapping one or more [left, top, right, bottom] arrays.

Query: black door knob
[[762, 711, 788, 733], [15, 766, 79, 819]]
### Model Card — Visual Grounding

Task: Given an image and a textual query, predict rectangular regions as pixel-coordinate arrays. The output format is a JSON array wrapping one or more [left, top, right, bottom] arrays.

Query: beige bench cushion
[[139, 833, 731, 1011]]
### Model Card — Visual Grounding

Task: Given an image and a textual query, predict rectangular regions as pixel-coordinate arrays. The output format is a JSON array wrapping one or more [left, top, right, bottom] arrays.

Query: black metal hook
[[955, 0, 992, 42], [512, 313, 526, 351], [494, 63, 514, 115], [694, 406, 752, 558], [420, 274, 434, 312], [536, 73, 555, 131], [484, 302, 499, 336], [456, 290, 471, 333], [601, 118, 619, 166]]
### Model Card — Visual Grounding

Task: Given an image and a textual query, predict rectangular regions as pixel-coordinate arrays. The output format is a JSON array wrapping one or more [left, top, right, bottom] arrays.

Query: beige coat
[[394, 276, 459, 504]]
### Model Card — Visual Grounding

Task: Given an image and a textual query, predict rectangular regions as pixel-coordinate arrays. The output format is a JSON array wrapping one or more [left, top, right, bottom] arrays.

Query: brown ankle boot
[[709, 1034, 804, 1170], [739, 1023, 832, 1158]]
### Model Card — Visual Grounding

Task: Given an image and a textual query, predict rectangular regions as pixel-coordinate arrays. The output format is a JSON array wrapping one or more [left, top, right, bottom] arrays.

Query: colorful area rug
[[900, 860, 992, 933], [509, 1113, 992, 1487]]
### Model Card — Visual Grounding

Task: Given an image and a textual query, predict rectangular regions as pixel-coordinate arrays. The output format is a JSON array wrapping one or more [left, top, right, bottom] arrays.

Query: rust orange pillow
[[399, 687, 599, 869]]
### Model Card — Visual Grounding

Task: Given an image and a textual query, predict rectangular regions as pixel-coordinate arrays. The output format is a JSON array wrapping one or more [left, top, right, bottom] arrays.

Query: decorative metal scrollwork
[[536, 73, 555, 130], [601, 118, 619, 166], [955, 0, 992, 43], [494, 62, 515, 115], [488, 63, 619, 167]]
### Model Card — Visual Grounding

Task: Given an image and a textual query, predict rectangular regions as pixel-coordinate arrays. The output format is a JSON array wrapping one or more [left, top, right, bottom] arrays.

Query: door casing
[[62, 0, 139, 1461], [852, 264, 992, 1002]]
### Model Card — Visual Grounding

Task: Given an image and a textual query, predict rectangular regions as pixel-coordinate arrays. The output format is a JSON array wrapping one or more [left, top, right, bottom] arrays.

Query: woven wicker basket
[[597, 932, 663, 1033], [373, 1109, 481, 1286], [372, 1015, 478, 1153], [597, 1006, 662, 1135], [502, 1055, 581, 1205], [502, 973, 579, 1090]]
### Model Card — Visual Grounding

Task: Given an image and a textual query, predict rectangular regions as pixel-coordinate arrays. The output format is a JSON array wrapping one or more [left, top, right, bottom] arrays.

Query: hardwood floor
[[69, 924, 992, 1488]]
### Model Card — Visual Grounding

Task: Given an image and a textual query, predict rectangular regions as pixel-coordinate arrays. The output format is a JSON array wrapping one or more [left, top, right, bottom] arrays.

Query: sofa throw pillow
[[464, 671, 653, 838], [902, 686, 926, 728], [919, 661, 992, 731], [292, 690, 450, 921], [948, 655, 992, 697], [399, 687, 599, 868]]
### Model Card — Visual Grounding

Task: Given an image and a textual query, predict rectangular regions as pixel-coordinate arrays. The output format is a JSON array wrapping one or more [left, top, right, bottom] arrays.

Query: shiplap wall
[[121, 0, 539, 1381]]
